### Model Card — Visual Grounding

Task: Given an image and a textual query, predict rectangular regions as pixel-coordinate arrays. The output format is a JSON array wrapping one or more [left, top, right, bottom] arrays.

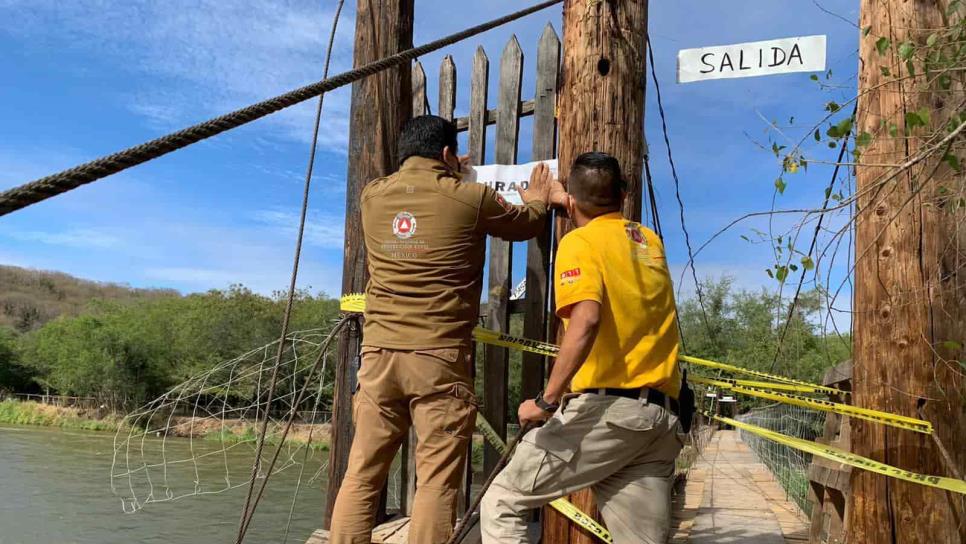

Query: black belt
[[587, 387, 680, 415]]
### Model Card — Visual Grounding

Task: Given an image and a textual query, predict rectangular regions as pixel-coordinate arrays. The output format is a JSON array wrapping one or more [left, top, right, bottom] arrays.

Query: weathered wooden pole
[[324, 0, 414, 528], [545, 1, 649, 542], [848, 1, 965, 541]]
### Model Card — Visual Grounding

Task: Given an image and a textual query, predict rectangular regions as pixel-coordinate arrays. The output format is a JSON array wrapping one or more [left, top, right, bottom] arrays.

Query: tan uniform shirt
[[360, 156, 547, 350]]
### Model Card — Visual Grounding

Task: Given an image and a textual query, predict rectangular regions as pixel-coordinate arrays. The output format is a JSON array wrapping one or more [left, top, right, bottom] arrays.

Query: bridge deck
[[672, 430, 808, 543], [307, 430, 808, 544]]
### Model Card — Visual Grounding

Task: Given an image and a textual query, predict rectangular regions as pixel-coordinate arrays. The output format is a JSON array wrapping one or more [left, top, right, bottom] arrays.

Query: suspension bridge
[[3, 0, 963, 543]]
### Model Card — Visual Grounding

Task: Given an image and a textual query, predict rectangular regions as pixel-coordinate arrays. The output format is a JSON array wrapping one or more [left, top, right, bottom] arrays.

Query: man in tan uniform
[[329, 115, 562, 544], [481, 152, 688, 544]]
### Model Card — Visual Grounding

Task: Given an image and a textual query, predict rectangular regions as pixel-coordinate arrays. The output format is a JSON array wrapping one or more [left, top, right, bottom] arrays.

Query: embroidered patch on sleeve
[[559, 267, 581, 285]]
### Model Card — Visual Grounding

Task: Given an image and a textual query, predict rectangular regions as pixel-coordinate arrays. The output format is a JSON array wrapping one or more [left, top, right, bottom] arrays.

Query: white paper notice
[[677, 35, 826, 84], [464, 159, 558, 206]]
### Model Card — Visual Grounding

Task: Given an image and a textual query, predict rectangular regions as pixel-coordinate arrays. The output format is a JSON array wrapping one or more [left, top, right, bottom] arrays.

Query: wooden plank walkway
[[671, 430, 809, 543], [307, 431, 808, 543]]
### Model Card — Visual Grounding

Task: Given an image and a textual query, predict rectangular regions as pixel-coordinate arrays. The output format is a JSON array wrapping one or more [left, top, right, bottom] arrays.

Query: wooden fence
[[396, 24, 562, 516], [806, 360, 853, 544]]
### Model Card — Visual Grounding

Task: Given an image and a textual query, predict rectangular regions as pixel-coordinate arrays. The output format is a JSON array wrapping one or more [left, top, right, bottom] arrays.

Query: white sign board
[[677, 35, 826, 83], [464, 159, 558, 206]]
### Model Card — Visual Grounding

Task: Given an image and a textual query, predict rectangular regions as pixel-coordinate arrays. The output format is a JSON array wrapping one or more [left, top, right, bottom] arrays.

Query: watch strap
[[534, 390, 559, 413]]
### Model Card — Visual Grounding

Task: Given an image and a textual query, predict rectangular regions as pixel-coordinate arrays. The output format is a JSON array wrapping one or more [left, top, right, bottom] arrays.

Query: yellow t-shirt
[[554, 212, 681, 398]]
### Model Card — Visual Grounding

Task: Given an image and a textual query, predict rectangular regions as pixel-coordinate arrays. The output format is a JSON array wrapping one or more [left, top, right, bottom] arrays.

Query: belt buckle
[[639, 387, 649, 405]]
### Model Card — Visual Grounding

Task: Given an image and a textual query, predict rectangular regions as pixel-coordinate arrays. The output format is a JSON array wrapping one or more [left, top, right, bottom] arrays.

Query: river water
[[0, 424, 335, 544]]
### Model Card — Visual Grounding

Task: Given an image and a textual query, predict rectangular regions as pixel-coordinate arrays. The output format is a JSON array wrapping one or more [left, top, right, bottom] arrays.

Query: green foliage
[[875, 37, 891, 56], [7, 285, 339, 407], [826, 118, 853, 139], [905, 108, 931, 130], [0, 399, 121, 432], [678, 278, 851, 393], [0, 265, 176, 333], [0, 327, 34, 392]]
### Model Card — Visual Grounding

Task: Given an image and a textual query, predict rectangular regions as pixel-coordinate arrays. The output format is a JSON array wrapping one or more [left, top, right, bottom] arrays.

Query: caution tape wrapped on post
[[704, 411, 966, 495], [474, 414, 613, 543], [689, 376, 933, 434], [340, 294, 964, 494]]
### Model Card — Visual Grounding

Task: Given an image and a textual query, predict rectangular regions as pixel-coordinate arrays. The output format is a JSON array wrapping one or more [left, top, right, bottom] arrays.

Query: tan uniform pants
[[481, 392, 684, 544], [329, 346, 477, 544]]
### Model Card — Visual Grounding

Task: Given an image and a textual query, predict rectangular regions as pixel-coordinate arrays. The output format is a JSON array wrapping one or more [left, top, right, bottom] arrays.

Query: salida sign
[[677, 35, 826, 83]]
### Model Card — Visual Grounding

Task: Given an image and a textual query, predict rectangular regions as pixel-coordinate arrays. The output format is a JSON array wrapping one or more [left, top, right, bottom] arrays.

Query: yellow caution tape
[[690, 376, 932, 434], [704, 411, 966, 495], [723, 378, 823, 394], [474, 413, 613, 543], [340, 293, 367, 313], [342, 295, 921, 437], [680, 354, 847, 396]]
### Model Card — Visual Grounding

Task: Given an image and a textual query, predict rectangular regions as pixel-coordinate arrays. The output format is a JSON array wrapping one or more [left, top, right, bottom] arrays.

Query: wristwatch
[[534, 390, 560, 413]]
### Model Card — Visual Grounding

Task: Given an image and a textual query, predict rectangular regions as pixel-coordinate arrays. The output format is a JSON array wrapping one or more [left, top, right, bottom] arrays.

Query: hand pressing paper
[[463, 159, 558, 205]]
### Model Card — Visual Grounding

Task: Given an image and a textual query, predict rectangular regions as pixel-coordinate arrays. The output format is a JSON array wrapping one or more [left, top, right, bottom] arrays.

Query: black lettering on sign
[[507, 181, 517, 191], [759, 48, 764, 68], [700, 52, 715, 73], [770, 47, 787, 67], [739, 50, 751, 70], [788, 43, 803, 65], [495, 181, 505, 191], [719, 52, 734, 71], [521, 180, 529, 189]]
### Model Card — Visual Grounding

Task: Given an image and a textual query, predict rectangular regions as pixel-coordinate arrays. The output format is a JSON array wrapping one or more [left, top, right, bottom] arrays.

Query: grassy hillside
[[0, 265, 178, 332]]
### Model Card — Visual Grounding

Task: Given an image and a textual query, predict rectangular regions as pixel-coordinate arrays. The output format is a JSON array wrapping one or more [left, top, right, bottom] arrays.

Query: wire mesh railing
[[736, 403, 825, 515]]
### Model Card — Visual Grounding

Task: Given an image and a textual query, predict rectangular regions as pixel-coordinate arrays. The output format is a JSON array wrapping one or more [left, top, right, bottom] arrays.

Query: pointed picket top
[[533, 24, 561, 161], [438, 55, 457, 121], [501, 34, 524, 65], [411, 60, 428, 117], [539, 22, 560, 50], [496, 35, 523, 165], [468, 46, 490, 165]]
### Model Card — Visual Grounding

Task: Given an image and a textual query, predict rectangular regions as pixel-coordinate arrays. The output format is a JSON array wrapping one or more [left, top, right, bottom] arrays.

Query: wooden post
[[848, 1, 965, 541], [545, 1, 649, 542], [324, 0, 414, 528], [520, 24, 561, 406], [482, 35, 524, 476]]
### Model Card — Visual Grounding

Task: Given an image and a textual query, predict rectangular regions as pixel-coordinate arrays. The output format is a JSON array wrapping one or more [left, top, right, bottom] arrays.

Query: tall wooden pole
[[545, 1, 648, 542], [324, 0, 413, 528], [849, 1, 965, 541]]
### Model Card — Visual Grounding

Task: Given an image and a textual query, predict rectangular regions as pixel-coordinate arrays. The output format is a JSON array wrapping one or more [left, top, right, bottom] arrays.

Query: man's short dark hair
[[568, 152, 625, 214], [398, 115, 458, 165]]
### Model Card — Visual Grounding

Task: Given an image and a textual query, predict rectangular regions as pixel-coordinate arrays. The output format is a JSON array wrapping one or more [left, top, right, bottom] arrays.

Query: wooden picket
[[400, 25, 561, 516]]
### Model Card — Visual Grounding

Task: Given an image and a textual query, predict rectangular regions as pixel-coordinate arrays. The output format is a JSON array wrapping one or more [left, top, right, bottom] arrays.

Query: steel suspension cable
[[768, 106, 856, 374], [235, 2, 344, 542], [0, 0, 563, 218], [646, 37, 721, 352]]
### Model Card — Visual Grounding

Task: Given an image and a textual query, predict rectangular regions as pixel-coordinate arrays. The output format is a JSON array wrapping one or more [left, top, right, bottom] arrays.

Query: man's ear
[[566, 195, 576, 219], [442, 145, 456, 165]]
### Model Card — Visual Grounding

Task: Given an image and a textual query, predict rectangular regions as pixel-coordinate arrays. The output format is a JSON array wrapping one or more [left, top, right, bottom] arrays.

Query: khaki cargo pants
[[481, 393, 684, 544], [329, 346, 477, 544]]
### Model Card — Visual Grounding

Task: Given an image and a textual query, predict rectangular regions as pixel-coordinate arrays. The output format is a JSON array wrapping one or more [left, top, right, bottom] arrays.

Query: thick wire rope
[[235, 2, 345, 541], [646, 37, 721, 353], [0, 0, 563, 217], [768, 106, 855, 374]]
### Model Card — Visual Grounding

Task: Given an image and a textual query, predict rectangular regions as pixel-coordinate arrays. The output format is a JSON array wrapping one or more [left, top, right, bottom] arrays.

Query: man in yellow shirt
[[481, 152, 687, 544]]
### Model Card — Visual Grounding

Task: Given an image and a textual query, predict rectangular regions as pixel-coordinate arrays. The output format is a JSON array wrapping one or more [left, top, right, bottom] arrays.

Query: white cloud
[[252, 208, 345, 249], [4, 228, 122, 249], [1, 0, 355, 151]]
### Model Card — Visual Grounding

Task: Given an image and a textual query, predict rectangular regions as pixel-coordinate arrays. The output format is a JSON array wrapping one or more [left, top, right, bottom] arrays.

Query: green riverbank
[[0, 399, 331, 449], [0, 399, 122, 432]]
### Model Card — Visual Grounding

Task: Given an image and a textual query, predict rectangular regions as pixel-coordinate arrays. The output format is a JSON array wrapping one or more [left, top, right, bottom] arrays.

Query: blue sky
[[0, 0, 860, 326]]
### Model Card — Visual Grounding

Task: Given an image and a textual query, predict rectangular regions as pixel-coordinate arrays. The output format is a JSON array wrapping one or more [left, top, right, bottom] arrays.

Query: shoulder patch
[[559, 267, 581, 285]]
